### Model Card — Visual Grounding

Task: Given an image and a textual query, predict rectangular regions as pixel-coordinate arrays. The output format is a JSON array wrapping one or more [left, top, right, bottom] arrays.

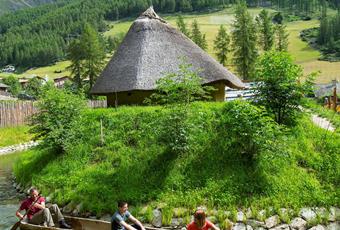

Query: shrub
[[30, 87, 86, 151]]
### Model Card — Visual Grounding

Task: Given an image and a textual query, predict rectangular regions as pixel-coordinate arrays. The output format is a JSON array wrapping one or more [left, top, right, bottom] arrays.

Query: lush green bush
[[14, 101, 340, 216], [29, 87, 86, 151]]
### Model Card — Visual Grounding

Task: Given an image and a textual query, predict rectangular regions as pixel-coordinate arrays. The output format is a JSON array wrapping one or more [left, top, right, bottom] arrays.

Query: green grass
[[0, 60, 71, 80], [0, 126, 32, 147], [13, 101, 340, 217]]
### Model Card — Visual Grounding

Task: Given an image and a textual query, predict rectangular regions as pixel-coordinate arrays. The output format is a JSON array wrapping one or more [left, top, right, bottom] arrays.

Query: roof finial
[[139, 6, 166, 23]]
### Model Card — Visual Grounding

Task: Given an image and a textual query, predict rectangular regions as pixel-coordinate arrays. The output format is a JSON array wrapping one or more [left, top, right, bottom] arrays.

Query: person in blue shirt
[[112, 201, 146, 230]]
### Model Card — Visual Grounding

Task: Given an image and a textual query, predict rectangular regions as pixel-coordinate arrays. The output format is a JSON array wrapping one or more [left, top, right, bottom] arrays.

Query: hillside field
[[1, 7, 339, 83]]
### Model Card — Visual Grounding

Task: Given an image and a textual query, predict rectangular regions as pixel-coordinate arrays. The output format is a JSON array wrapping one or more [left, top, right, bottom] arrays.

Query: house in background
[[1, 65, 15, 73], [91, 7, 244, 106], [54, 76, 71, 88], [0, 82, 9, 93]]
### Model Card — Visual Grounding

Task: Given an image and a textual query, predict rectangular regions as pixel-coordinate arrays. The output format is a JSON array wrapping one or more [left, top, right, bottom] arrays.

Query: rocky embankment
[[0, 141, 39, 156], [10, 177, 340, 230]]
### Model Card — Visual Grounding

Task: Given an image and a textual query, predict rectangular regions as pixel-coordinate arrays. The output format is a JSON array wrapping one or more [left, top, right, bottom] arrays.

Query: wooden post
[[100, 119, 104, 145], [333, 87, 337, 112]]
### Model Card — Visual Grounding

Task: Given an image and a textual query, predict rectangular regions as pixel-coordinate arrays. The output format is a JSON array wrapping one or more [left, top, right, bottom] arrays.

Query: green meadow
[[0, 126, 32, 147]]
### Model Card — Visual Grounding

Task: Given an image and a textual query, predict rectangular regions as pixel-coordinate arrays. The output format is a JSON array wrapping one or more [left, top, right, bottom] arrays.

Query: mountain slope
[[0, 0, 56, 15]]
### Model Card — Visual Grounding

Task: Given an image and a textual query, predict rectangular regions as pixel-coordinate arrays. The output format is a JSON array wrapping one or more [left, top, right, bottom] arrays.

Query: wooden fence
[[0, 100, 107, 128], [0, 101, 37, 127]]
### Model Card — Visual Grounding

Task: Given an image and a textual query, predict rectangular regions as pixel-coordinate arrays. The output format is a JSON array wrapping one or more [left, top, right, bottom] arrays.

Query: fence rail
[[0, 101, 36, 127], [0, 100, 107, 128]]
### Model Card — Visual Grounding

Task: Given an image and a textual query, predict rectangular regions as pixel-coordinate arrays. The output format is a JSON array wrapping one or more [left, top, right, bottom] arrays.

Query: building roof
[[0, 83, 9, 88], [314, 80, 340, 98], [91, 7, 244, 94]]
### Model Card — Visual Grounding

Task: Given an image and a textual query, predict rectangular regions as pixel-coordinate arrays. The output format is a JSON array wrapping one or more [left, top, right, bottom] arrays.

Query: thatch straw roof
[[91, 7, 244, 94]]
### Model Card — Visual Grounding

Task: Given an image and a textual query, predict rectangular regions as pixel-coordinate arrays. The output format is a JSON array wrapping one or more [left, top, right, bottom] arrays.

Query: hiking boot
[[59, 219, 72, 229]]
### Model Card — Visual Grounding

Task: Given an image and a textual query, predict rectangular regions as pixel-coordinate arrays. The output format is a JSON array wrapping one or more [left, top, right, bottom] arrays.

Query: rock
[[254, 228, 266, 230], [171, 218, 183, 227], [237, 211, 245, 222], [246, 225, 253, 230], [265, 215, 280, 229], [247, 219, 265, 228], [308, 225, 326, 230], [326, 222, 340, 230], [100, 214, 112, 222], [152, 209, 162, 227], [232, 223, 246, 230], [300, 208, 317, 221], [291, 217, 307, 230], [246, 208, 253, 219], [257, 210, 266, 221], [181, 227, 187, 230], [63, 201, 76, 214], [270, 224, 289, 230], [89, 216, 97, 219], [329, 207, 340, 222]]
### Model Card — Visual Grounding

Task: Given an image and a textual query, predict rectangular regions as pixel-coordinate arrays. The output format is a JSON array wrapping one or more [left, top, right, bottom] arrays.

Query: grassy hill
[[14, 101, 339, 216], [0, 0, 56, 15]]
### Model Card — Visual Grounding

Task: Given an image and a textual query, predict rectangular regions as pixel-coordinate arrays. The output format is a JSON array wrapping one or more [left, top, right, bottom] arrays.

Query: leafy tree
[[24, 77, 43, 99], [30, 87, 86, 151], [231, 0, 258, 80], [191, 20, 208, 51], [256, 9, 274, 51], [214, 25, 230, 66], [2, 75, 21, 96], [146, 58, 214, 105], [254, 51, 307, 125], [176, 15, 190, 37], [275, 24, 289, 52]]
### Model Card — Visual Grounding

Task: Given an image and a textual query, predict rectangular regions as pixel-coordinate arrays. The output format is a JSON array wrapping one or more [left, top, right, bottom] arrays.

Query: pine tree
[[231, 0, 258, 80], [275, 24, 289, 52], [67, 39, 84, 89], [256, 9, 274, 51], [176, 15, 190, 37], [214, 25, 230, 66], [80, 24, 105, 94], [191, 20, 208, 51]]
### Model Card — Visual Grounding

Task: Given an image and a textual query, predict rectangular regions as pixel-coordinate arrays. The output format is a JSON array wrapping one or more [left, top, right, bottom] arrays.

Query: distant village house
[[0, 82, 9, 93], [1, 65, 15, 73], [91, 7, 244, 106], [54, 76, 71, 88]]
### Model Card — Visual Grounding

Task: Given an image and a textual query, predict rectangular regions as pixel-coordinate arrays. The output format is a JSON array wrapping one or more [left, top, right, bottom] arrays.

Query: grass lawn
[[0, 126, 32, 147], [0, 61, 71, 80]]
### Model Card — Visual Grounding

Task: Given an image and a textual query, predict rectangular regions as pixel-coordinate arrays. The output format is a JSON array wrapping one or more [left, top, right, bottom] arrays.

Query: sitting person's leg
[[131, 224, 142, 230], [29, 208, 54, 227], [49, 204, 71, 229]]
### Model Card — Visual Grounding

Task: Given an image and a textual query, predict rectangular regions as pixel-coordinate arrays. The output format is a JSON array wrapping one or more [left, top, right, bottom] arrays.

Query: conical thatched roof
[[91, 7, 244, 95]]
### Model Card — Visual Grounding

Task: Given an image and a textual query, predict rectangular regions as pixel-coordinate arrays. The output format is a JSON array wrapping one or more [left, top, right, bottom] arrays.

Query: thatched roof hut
[[91, 7, 244, 106]]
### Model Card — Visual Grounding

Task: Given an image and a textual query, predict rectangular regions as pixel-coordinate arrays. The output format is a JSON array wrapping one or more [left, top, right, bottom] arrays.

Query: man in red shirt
[[15, 187, 71, 228]]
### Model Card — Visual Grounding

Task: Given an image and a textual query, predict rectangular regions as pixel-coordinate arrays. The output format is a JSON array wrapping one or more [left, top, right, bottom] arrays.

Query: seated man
[[112, 201, 146, 230], [15, 187, 71, 229]]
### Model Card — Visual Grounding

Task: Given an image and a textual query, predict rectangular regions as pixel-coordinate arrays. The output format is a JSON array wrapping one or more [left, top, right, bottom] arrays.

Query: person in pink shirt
[[187, 209, 220, 230], [15, 187, 71, 228]]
